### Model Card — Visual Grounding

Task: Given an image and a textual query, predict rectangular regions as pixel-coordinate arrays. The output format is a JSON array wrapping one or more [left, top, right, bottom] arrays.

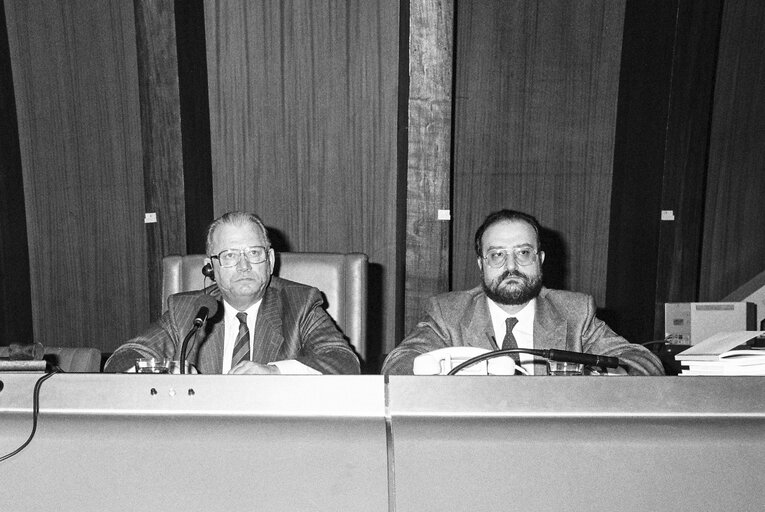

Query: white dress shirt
[[486, 297, 537, 375]]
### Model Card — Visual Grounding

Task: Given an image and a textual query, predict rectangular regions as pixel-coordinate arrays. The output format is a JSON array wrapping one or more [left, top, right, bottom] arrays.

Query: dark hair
[[205, 211, 271, 255], [474, 209, 542, 257]]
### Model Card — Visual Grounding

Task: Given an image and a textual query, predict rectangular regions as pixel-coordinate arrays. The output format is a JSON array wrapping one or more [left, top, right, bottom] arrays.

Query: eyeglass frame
[[209, 245, 271, 268], [481, 246, 539, 268]]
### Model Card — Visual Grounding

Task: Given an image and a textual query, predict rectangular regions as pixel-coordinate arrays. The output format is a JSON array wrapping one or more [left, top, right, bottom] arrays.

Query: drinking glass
[[135, 358, 170, 374], [547, 360, 584, 375]]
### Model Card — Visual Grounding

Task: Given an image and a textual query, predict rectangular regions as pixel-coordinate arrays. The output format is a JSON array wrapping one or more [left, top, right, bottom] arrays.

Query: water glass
[[547, 360, 584, 376], [135, 358, 170, 374]]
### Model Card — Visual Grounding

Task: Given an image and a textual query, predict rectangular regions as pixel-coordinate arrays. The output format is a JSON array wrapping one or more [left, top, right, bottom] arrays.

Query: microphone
[[545, 349, 620, 368], [192, 294, 219, 327], [180, 295, 219, 374]]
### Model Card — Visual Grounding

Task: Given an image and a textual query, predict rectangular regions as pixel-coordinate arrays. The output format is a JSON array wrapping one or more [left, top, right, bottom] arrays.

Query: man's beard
[[482, 269, 543, 306]]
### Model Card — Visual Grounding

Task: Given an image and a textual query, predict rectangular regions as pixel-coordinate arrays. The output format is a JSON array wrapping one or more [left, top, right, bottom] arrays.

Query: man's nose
[[503, 253, 518, 270], [236, 252, 252, 270]]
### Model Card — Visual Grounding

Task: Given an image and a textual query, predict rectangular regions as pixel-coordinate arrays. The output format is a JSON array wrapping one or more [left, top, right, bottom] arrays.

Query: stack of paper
[[675, 331, 765, 375]]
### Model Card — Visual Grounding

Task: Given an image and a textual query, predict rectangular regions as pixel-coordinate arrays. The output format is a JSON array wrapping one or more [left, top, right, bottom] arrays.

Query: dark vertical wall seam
[[175, 0, 214, 254], [395, 0, 410, 347], [0, 0, 33, 345], [606, 0, 678, 342]]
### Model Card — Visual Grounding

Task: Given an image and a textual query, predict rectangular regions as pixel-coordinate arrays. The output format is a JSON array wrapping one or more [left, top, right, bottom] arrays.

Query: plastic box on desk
[[664, 302, 757, 345]]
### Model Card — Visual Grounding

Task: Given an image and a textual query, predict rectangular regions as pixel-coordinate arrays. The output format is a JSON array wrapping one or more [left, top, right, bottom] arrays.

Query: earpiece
[[202, 262, 215, 280]]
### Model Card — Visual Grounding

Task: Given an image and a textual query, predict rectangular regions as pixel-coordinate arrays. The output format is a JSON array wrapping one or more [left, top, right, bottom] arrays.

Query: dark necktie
[[232, 312, 250, 366], [502, 317, 520, 364]]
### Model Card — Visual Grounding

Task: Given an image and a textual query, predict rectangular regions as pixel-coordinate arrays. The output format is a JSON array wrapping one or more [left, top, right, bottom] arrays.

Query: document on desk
[[676, 330, 765, 375], [675, 331, 765, 360]]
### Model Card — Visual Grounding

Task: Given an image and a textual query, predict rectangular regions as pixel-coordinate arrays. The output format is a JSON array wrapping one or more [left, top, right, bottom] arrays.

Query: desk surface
[[1, 374, 764, 512]]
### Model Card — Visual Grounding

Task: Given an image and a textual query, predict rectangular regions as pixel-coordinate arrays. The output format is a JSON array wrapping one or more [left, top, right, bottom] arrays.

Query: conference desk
[[1, 374, 764, 511]]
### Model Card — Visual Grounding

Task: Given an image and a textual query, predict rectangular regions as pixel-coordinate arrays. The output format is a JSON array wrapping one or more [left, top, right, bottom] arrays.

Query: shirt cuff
[[269, 359, 322, 375]]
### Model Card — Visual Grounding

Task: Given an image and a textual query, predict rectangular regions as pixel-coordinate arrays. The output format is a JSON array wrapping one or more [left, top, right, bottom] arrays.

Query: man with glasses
[[382, 209, 663, 375], [105, 211, 359, 374]]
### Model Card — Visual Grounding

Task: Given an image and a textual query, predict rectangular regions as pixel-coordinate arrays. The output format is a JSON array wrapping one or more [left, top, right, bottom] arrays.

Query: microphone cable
[[447, 348, 533, 375], [0, 365, 62, 463], [446, 348, 620, 375]]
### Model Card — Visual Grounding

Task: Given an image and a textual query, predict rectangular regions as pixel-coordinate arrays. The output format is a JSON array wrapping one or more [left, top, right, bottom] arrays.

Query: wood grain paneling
[[405, 0, 453, 333], [0, 0, 32, 345], [700, 0, 765, 300], [452, 0, 625, 306], [204, 0, 400, 356], [5, 0, 146, 352], [134, 0, 187, 320]]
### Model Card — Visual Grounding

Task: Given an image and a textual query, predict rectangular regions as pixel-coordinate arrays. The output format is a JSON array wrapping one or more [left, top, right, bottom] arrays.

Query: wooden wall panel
[[5, 0, 146, 351], [134, 0, 187, 320], [700, 0, 765, 301], [452, 0, 625, 305], [405, 0, 452, 333], [204, 0, 400, 357]]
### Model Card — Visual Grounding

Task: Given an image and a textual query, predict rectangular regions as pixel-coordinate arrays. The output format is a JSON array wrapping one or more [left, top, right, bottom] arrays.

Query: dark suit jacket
[[382, 286, 664, 375], [104, 277, 360, 374]]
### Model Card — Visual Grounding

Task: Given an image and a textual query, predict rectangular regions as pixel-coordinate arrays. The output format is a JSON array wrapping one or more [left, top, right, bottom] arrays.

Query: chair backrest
[[161, 252, 368, 360], [0, 346, 102, 372]]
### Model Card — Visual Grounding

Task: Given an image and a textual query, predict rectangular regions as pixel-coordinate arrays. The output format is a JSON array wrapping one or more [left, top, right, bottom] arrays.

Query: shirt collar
[[223, 298, 262, 322], [486, 296, 536, 323]]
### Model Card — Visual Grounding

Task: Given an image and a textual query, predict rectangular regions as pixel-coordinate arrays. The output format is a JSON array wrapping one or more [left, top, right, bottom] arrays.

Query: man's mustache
[[497, 270, 527, 282]]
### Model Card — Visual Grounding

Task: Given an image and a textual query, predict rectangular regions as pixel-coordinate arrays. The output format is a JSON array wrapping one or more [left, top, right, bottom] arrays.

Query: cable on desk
[[0, 366, 61, 463]]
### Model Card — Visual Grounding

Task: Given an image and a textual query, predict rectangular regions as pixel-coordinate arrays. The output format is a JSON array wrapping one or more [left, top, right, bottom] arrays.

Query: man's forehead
[[212, 222, 266, 246], [483, 219, 537, 242]]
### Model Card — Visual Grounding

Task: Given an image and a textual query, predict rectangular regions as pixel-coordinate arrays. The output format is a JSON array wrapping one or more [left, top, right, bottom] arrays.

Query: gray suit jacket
[[104, 277, 360, 374], [382, 286, 664, 375]]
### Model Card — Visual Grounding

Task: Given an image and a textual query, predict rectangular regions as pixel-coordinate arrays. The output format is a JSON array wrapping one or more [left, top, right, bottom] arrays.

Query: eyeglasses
[[482, 247, 538, 268], [210, 246, 270, 268]]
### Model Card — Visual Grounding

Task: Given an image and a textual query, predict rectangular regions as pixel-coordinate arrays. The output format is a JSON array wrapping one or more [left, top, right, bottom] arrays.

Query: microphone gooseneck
[[179, 295, 219, 374], [446, 348, 620, 375], [546, 349, 619, 369]]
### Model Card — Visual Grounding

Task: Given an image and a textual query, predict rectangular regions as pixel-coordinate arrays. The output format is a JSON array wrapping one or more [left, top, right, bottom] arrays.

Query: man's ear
[[477, 257, 484, 272], [538, 250, 546, 266], [267, 248, 276, 275]]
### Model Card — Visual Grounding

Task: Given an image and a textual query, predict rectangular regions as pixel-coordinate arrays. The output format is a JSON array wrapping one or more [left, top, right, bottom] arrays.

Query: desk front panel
[[387, 376, 765, 512], [3, 374, 765, 512], [0, 374, 389, 512]]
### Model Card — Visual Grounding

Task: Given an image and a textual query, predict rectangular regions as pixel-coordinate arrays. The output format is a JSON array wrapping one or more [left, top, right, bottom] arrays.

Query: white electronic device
[[664, 302, 757, 345], [412, 346, 521, 375]]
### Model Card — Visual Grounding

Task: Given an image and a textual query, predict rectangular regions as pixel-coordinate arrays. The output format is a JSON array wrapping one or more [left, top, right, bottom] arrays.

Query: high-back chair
[[161, 252, 368, 361], [0, 346, 102, 372]]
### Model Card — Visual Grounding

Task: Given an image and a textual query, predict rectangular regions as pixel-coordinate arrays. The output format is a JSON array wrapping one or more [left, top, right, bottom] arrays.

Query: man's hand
[[228, 361, 281, 374]]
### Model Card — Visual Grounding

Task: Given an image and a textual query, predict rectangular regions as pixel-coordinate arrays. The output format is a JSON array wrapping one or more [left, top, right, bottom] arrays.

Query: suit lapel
[[251, 287, 285, 364], [464, 290, 499, 350], [195, 286, 225, 373], [533, 288, 568, 350]]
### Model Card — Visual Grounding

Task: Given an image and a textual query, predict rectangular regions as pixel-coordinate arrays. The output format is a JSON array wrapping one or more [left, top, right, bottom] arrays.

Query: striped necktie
[[502, 317, 520, 364], [232, 312, 250, 366]]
